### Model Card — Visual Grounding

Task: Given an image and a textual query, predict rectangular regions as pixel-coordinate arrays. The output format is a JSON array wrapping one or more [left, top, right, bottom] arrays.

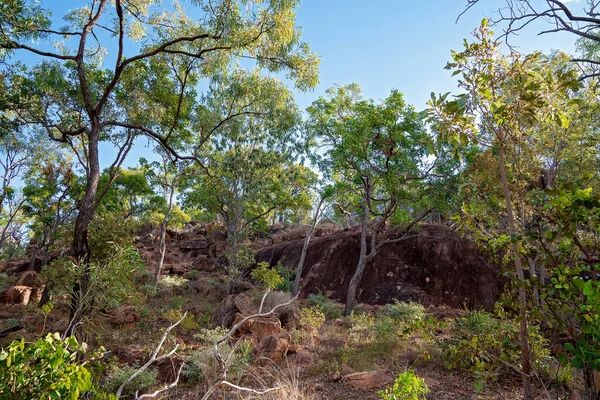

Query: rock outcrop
[[256, 224, 503, 310]]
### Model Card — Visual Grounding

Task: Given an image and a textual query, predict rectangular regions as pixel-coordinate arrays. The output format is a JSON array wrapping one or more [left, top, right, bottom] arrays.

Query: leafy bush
[[378, 370, 429, 400], [42, 246, 145, 331], [251, 262, 284, 290], [275, 262, 294, 293], [441, 310, 551, 385], [0, 272, 13, 292], [0, 333, 112, 399], [299, 305, 325, 330], [102, 363, 157, 398], [383, 300, 426, 326], [157, 275, 188, 296], [308, 292, 342, 319], [183, 338, 253, 385], [88, 213, 138, 263], [161, 309, 200, 331]]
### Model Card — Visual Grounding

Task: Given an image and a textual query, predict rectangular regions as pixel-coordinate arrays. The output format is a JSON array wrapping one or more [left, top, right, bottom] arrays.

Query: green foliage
[[307, 292, 343, 319], [275, 262, 294, 293], [42, 246, 144, 327], [251, 262, 284, 291], [378, 370, 429, 400], [88, 213, 138, 263], [161, 309, 200, 331], [383, 300, 426, 326], [0, 272, 13, 292], [299, 305, 325, 330], [0, 333, 109, 399], [102, 363, 157, 398], [441, 310, 551, 385]]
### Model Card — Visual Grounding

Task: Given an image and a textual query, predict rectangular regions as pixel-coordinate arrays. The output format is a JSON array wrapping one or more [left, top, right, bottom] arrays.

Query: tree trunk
[[345, 191, 370, 316], [67, 131, 100, 336], [498, 143, 533, 399], [293, 196, 325, 296], [154, 185, 175, 285]]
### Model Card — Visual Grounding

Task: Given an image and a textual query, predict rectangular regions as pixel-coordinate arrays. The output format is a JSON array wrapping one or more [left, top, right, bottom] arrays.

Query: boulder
[[3, 286, 32, 305], [256, 332, 291, 364], [179, 239, 209, 251], [110, 306, 140, 326], [15, 271, 44, 287], [233, 292, 258, 316], [208, 242, 227, 258], [342, 370, 393, 390]]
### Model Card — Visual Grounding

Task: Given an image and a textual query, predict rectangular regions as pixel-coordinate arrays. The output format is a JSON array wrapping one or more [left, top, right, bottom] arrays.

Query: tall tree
[[427, 21, 581, 399], [306, 84, 431, 315]]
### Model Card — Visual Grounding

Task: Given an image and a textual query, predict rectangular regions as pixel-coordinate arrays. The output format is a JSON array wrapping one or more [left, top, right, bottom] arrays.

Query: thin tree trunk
[[154, 185, 175, 285], [345, 191, 370, 316], [293, 196, 325, 296], [498, 143, 533, 399]]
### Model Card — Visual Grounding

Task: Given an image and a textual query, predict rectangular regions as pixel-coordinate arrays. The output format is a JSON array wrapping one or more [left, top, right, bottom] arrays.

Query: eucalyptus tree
[[22, 153, 80, 268], [306, 84, 431, 315], [141, 151, 191, 285], [427, 21, 582, 398], [0, 0, 318, 331]]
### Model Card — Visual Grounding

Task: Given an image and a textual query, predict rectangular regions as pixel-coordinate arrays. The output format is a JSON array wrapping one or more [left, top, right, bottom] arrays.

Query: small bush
[[307, 292, 342, 319], [161, 309, 200, 331], [383, 300, 426, 326], [157, 275, 188, 295], [299, 305, 325, 330], [441, 310, 551, 385], [0, 272, 13, 292], [0, 333, 112, 399], [188, 269, 201, 280], [102, 363, 157, 398], [251, 262, 284, 290], [378, 370, 429, 400]]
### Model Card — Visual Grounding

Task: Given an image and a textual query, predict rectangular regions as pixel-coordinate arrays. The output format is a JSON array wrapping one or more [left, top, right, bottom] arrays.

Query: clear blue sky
[[35, 1, 580, 168], [293, 0, 577, 111]]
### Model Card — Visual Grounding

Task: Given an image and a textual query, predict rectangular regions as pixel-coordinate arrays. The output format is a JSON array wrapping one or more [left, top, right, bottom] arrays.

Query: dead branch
[[116, 312, 187, 398]]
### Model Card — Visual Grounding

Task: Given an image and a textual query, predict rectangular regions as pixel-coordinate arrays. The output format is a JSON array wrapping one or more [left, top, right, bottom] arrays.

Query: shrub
[[307, 292, 342, 319], [161, 309, 200, 331], [251, 262, 284, 290], [102, 363, 157, 398], [0, 272, 13, 292], [188, 269, 201, 280], [378, 370, 429, 400], [299, 305, 325, 330], [183, 338, 252, 385], [157, 275, 188, 296], [0, 333, 112, 399], [441, 310, 552, 385], [383, 300, 426, 326], [348, 311, 376, 343]]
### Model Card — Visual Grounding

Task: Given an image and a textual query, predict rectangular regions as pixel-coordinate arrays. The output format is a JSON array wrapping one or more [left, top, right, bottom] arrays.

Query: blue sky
[[293, 0, 578, 110]]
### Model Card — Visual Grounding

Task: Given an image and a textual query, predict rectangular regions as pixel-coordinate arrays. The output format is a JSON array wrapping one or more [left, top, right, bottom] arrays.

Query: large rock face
[[255, 224, 503, 310]]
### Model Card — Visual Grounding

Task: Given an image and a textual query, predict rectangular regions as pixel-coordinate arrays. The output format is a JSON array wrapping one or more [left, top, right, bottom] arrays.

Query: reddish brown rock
[[110, 306, 140, 325], [256, 224, 502, 310], [342, 370, 393, 390], [256, 332, 291, 364], [3, 286, 32, 305], [15, 271, 44, 287], [179, 239, 209, 251], [233, 292, 258, 316]]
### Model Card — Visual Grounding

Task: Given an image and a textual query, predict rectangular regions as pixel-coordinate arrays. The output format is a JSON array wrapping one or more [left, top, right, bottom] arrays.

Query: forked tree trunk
[[293, 196, 325, 296], [498, 143, 533, 399]]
